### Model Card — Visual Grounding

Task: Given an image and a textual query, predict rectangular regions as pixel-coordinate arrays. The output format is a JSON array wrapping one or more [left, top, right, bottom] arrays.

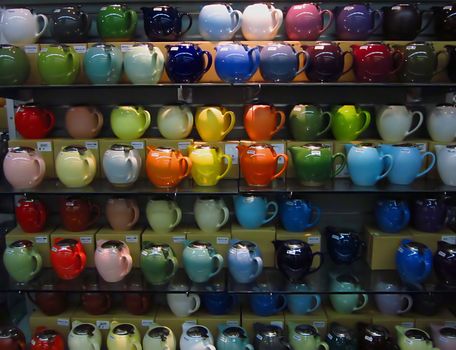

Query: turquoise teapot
[[84, 43, 123, 85], [216, 324, 254, 350]]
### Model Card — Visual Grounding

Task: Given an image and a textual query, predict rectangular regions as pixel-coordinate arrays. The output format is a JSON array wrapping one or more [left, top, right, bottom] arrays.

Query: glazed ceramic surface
[[436, 144, 456, 185], [110, 106, 151, 140], [288, 323, 328, 350], [0, 327, 26, 350], [84, 44, 123, 85], [250, 284, 287, 316], [228, 240, 263, 284], [180, 324, 215, 350], [16, 197, 47, 233], [329, 273, 369, 314], [427, 105, 456, 142], [143, 324, 176, 350], [199, 4, 242, 41], [183, 240, 224, 283], [215, 43, 260, 83], [396, 326, 437, 350], [141, 242, 178, 285], [244, 104, 285, 141], [234, 194, 278, 229], [374, 281, 413, 315], [0, 45, 30, 85], [253, 324, 291, 350], [38, 45, 80, 85], [1, 8, 48, 45], [286, 283, 322, 315], [3, 147, 46, 189], [31, 329, 65, 350], [430, 324, 456, 350], [15, 105, 55, 139], [50, 238, 86, 280], [376, 105, 424, 143], [65, 106, 103, 139], [157, 105, 193, 139], [50, 6, 91, 43], [107, 322, 141, 350], [94, 240, 132, 283], [279, 198, 320, 232], [60, 196, 100, 232], [56, 146, 97, 188], [326, 227, 365, 264], [106, 198, 139, 231], [434, 5, 456, 40], [188, 144, 232, 186], [434, 240, 456, 286], [242, 3, 283, 40], [375, 199, 410, 233], [331, 105, 371, 141], [383, 4, 431, 40], [124, 44, 164, 84], [289, 104, 332, 141], [146, 199, 182, 233], [96, 5, 137, 41], [285, 4, 333, 40], [413, 198, 446, 232], [335, 4, 382, 40], [68, 322, 101, 350], [195, 106, 236, 142], [194, 197, 229, 233], [325, 323, 357, 350], [216, 325, 253, 350], [167, 283, 200, 317], [3, 240, 42, 283], [103, 144, 142, 187], [146, 146, 191, 188], [165, 43, 212, 83], [396, 239, 433, 285], [142, 6, 192, 41]]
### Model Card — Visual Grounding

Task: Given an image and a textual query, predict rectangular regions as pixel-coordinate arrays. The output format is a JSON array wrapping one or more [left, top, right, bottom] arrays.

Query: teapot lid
[[37, 329, 58, 341], [223, 326, 247, 338], [187, 326, 209, 338], [364, 325, 390, 338], [258, 325, 282, 337], [155, 146, 175, 152], [110, 144, 134, 152], [440, 327, 456, 338], [113, 324, 135, 336], [393, 143, 417, 148], [295, 325, 318, 336], [233, 240, 256, 250], [62, 145, 88, 154], [11, 240, 33, 249], [405, 329, 430, 340], [144, 242, 170, 250], [9, 146, 35, 154], [0, 327, 22, 338], [246, 143, 273, 149], [446, 145, 456, 150], [101, 240, 125, 250], [193, 144, 218, 150], [148, 326, 170, 340], [92, 43, 115, 49], [283, 239, 305, 249], [336, 274, 359, 284], [189, 240, 212, 249], [73, 324, 96, 336], [331, 324, 353, 339], [302, 143, 329, 149], [404, 241, 428, 252], [355, 142, 377, 148], [55, 238, 78, 247]]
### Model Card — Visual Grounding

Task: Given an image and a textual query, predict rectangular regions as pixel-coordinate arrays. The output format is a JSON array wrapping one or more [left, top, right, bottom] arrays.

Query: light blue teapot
[[379, 144, 435, 185], [215, 43, 260, 83], [286, 281, 321, 315], [216, 324, 254, 350], [345, 143, 393, 186], [183, 240, 224, 283], [199, 4, 242, 41], [84, 43, 123, 84], [228, 240, 263, 284]]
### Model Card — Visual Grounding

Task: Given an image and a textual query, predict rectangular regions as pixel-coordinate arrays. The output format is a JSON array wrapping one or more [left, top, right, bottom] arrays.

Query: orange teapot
[[238, 143, 288, 186], [146, 146, 192, 188], [244, 105, 286, 141]]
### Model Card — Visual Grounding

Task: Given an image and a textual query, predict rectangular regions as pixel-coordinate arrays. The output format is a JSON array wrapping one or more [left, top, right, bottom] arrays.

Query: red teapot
[[31, 328, 65, 350], [50, 238, 87, 280], [351, 43, 403, 82], [0, 326, 26, 350], [15, 197, 47, 233], [15, 105, 55, 139]]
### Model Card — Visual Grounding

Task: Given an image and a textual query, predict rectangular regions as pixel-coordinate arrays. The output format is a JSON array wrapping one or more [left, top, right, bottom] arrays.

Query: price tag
[[415, 143, 427, 152], [73, 45, 87, 54], [80, 236, 92, 244], [272, 144, 285, 164], [96, 321, 110, 330], [141, 320, 154, 327], [225, 143, 238, 165], [178, 141, 191, 151], [270, 321, 283, 329], [173, 235, 185, 243], [131, 141, 144, 150], [307, 236, 321, 245], [313, 321, 326, 329], [442, 235, 456, 244], [315, 46, 324, 50], [217, 236, 229, 245], [57, 319, 69, 326], [121, 44, 132, 52], [401, 322, 415, 328], [40, 47, 48, 52], [85, 141, 98, 150], [36, 141, 52, 152], [311, 150, 321, 156], [226, 320, 239, 326], [268, 47, 277, 51], [220, 47, 229, 52], [35, 236, 48, 244], [24, 45, 38, 54], [170, 46, 179, 51], [125, 235, 138, 243]]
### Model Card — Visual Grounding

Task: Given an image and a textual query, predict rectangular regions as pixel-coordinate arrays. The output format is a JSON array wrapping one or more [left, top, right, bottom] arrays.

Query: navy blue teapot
[[165, 43, 212, 83], [396, 239, 433, 285], [259, 43, 309, 82], [375, 199, 410, 233], [326, 227, 365, 264], [142, 6, 192, 41], [215, 43, 260, 83], [279, 198, 320, 232]]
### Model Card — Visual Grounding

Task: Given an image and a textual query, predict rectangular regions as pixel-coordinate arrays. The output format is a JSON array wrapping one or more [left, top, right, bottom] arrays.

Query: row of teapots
[[14, 104, 456, 144], [5, 140, 456, 190], [2, 3, 456, 45], [1, 40, 455, 86], [4, 322, 453, 350]]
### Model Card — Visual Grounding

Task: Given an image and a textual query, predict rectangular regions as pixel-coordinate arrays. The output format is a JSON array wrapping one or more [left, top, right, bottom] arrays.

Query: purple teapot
[[336, 4, 383, 40], [431, 324, 456, 350], [165, 43, 212, 83]]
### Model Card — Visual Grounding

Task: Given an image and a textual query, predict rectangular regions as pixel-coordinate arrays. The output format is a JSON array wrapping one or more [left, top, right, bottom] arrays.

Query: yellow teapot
[[188, 144, 232, 186], [195, 106, 236, 142]]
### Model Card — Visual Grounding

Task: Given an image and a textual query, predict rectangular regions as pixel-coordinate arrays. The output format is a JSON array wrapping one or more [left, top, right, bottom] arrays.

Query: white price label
[[36, 141, 52, 152], [272, 144, 285, 164], [126, 235, 138, 243], [439, 251, 447, 257], [121, 44, 132, 52], [170, 46, 179, 51], [442, 235, 456, 244], [268, 47, 277, 51], [226, 320, 239, 326], [178, 141, 191, 151], [131, 141, 144, 150], [307, 236, 321, 245], [313, 321, 326, 329], [173, 235, 185, 243], [331, 234, 340, 240], [35, 236, 48, 244], [85, 141, 98, 150], [80, 236, 92, 244], [220, 47, 229, 52], [224, 143, 238, 165], [141, 320, 154, 327], [415, 143, 427, 152], [315, 45, 324, 50], [57, 319, 69, 326], [40, 47, 48, 52], [24, 45, 38, 54], [96, 321, 110, 330], [311, 150, 321, 156], [217, 236, 229, 245], [401, 322, 415, 328], [73, 45, 87, 53]]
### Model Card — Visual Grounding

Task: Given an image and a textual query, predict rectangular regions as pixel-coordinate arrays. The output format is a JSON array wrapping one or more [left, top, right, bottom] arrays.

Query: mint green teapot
[[216, 324, 254, 350], [396, 325, 438, 350], [288, 323, 329, 350]]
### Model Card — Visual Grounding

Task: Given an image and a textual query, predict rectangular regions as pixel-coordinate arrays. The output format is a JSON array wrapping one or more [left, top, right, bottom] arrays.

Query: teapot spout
[[237, 144, 248, 156]]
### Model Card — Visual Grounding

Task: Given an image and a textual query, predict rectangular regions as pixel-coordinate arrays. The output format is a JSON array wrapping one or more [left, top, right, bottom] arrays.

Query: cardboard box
[[285, 308, 328, 337], [362, 226, 412, 270], [155, 306, 198, 340], [286, 140, 333, 178], [412, 308, 456, 333], [5, 226, 53, 267], [324, 303, 373, 329], [186, 227, 232, 261], [276, 229, 322, 269], [371, 313, 415, 338], [50, 227, 99, 267], [142, 228, 187, 268], [195, 310, 241, 337], [22, 44, 41, 85], [8, 139, 55, 178], [96, 227, 144, 268], [0, 108, 7, 130], [411, 228, 456, 253], [71, 308, 117, 340], [333, 140, 380, 178], [99, 138, 147, 178], [29, 308, 74, 337], [238, 140, 287, 179], [231, 224, 276, 267], [53, 139, 101, 178], [145, 138, 193, 156], [189, 141, 239, 179], [242, 310, 285, 343]]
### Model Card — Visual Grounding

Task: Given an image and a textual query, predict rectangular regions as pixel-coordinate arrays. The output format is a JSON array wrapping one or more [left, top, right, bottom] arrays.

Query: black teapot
[[253, 323, 291, 350], [382, 4, 432, 40]]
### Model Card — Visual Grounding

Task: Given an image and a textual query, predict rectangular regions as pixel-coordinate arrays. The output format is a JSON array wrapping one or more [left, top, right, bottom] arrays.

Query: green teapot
[[3, 240, 42, 283], [0, 45, 30, 85], [140, 242, 178, 285], [288, 323, 329, 350], [97, 4, 138, 41], [38, 44, 80, 85], [396, 325, 438, 350], [110, 106, 151, 140], [288, 143, 346, 186]]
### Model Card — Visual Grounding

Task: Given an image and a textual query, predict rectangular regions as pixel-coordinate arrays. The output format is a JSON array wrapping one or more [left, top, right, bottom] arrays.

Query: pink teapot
[[430, 324, 456, 350], [3, 147, 46, 189], [94, 240, 132, 283]]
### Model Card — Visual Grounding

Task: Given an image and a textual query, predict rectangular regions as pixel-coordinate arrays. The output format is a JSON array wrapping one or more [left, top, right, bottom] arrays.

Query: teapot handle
[[271, 8, 283, 34], [169, 205, 182, 230], [229, 10, 243, 34], [307, 294, 322, 313], [276, 294, 288, 312], [220, 111, 236, 139], [126, 10, 138, 36], [179, 12, 193, 35], [165, 256, 179, 281], [89, 335, 101, 350], [91, 108, 104, 134], [404, 111, 424, 137], [398, 294, 413, 314], [353, 293, 369, 311], [280, 340, 293, 350], [376, 154, 393, 181], [82, 12, 91, 34], [391, 50, 405, 75], [205, 346, 216, 350], [318, 342, 330, 350], [43, 109, 55, 134], [306, 204, 321, 228], [33, 157, 46, 183], [30, 251, 43, 277], [319, 9, 334, 35], [188, 293, 201, 314], [132, 341, 142, 350], [263, 201, 278, 224], [272, 154, 288, 180], [308, 252, 324, 274], [341, 51, 355, 75], [331, 153, 346, 177], [416, 152, 436, 178], [120, 254, 133, 278], [418, 10, 434, 34], [296, 50, 311, 76], [35, 14, 49, 39], [209, 254, 224, 278], [178, 156, 192, 180], [126, 201, 140, 229], [270, 110, 286, 138], [217, 205, 230, 228], [202, 50, 213, 73], [355, 110, 371, 136], [251, 256, 264, 280], [368, 9, 383, 34], [216, 154, 232, 181], [245, 345, 255, 350], [138, 109, 151, 134], [434, 50, 450, 75], [317, 111, 332, 136], [124, 156, 137, 183]]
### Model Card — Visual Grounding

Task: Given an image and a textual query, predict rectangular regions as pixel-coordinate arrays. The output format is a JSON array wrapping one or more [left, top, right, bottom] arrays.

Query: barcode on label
[[313, 321, 326, 328], [85, 141, 98, 149], [57, 319, 69, 326], [40, 47, 48, 52], [96, 321, 110, 330], [121, 44, 132, 52], [225, 143, 238, 165], [80, 236, 92, 244], [307, 236, 321, 245], [36, 142, 52, 152], [173, 236, 185, 243], [141, 320, 154, 327], [442, 235, 456, 244], [217, 237, 229, 244], [311, 150, 321, 156], [131, 141, 144, 150], [178, 142, 191, 150], [24, 45, 38, 54], [170, 47, 179, 51], [35, 236, 48, 244], [125, 235, 138, 243], [73, 45, 87, 53], [401, 322, 415, 328]]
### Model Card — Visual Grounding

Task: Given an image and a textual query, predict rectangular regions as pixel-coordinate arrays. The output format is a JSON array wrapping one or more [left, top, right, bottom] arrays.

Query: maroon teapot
[[0, 326, 26, 350], [124, 292, 151, 315], [81, 284, 111, 315], [28, 287, 68, 316]]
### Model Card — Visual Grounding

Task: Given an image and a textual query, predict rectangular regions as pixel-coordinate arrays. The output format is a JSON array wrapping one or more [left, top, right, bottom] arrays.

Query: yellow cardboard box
[[411, 228, 456, 253], [238, 140, 287, 179], [285, 308, 328, 336], [242, 310, 285, 343], [286, 140, 333, 178], [29, 308, 74, 337], [186, 226, 232, 261], [276, 229, 322, 269], [50, 227, 99, 267], [5, 226, 53, 267], [96, 227, 144, 268], [8, 139, 55, 178], [53, 139, 101, 178], [142, 228, 187, 268], [362, 226, 412, 270], [231, 223, 276, 267]]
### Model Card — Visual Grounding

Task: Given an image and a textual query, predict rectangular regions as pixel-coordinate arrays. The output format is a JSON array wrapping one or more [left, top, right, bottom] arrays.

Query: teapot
[[195, 106, 236, 142], [50, 6, 91, 43], [1, 8, 48, 45], [274, 240, 323, 281], [143, 324, 176, 350], [430, 324, 456, 350], [140, 242, 178, 285], [15, 196, 47, 233], [434, 240, 456, 286], [241, 3, 283, 40], [199, 4, 242, 41], [55, 145, 97, 188], [50, 238, 86, 280], [238, 143, 288, 187], [0, 326, 26, 350], [103, 144, 142, 187], [375, 199, 410, 233], [217, 325, 253, 350], [165, 43, 212, 83], [3, 147, 46, 189], [433, 5, 456, 40], [357, 323, 397, 350], [37, 44, 80, 85], [124, 289, 151, 315], [15, 104, 55, 139], [288, 323, 328, 350], [183, 240, 224, 283], [106, 197, 139, 231], [28, 285, 68, 316], [180, 324, 215, 350], [326, 227, 365, 264], [228, 240, 263, 284], [396, 239, 433, 285], [215, 43, 260, 83], [84, 44, 123, 85], [395, 326, 437, 350], [253, 323, 291, 350], [107, 322, 141, 350], [157, 105, 193, 140], [382, 4, 432, 40], [94, 240, 132, 283], [65, 106, 103, 139], [124, 44, 165, 85], [68, 321, 102, 350], [188, 144, 232, 186], [427, 105, 456, 143], [329, 273, 368, 314], [3, 239, 42, 283], [31, 328, 65, 350], [110, 105, 151, 140], [325, 323, 357, 350], [436, 145, 456, 186], [81, 284, 111, 315], [0, 45, 30, 85]]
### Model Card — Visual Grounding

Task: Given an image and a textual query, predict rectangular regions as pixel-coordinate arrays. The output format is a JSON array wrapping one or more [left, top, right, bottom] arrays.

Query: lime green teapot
[[395, 325, 438, 350]]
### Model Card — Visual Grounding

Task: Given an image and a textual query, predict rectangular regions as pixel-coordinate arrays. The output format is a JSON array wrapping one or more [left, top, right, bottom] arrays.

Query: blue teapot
[[215, 43, 260, 83], [259, 43, 309, 82], [199, 4, 242, 41], [228, 240, 263, 284], [379, 144, 435, 185], [250, 283, 287, 316], [83, 43, 123, 84], [233, 194, 278, 229], [165, 43, 212, 83], [345, 143, 393, 186], [286, 282, 321, 315], [396, 239, 433, 285], [201, 288, 238, 315], [375, 199, 410, 233], [279, 198, 320, 232], [326, 226, 365, 264]]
